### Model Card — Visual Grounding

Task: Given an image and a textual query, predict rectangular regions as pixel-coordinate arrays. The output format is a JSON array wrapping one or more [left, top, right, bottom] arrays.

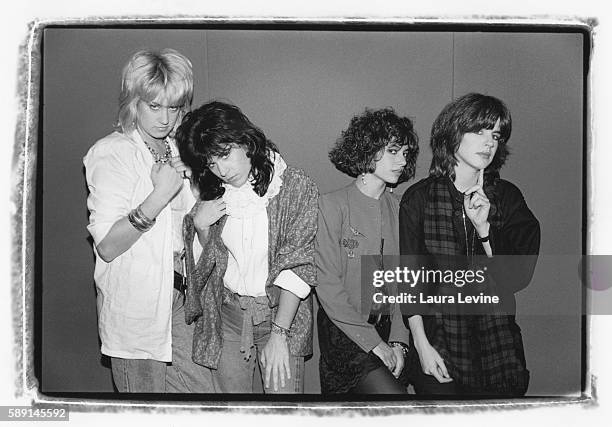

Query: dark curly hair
[[176, 101, 278, 200], [329, 107, 419, 183], [429, 93, 512, 180]]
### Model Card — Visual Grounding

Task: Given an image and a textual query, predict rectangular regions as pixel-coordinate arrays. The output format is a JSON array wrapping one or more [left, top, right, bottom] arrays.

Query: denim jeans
[[211, 293, 305, 393], [110, 289, 215, 393]]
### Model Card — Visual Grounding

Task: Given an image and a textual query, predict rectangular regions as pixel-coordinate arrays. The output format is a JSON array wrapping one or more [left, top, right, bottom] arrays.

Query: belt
[[222, 288, 270, 362]]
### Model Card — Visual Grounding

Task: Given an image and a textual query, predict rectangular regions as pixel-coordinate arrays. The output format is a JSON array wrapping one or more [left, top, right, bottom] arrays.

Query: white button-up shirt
[[221, 154, 311, 299], [84, 130, 197, 362]]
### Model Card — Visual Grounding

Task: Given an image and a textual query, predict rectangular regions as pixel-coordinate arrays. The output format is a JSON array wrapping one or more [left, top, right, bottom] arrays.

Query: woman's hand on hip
[[260, 332, 291, 392]]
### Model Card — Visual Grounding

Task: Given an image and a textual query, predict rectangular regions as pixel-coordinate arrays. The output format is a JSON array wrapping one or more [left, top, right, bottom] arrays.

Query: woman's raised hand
[[192, 199, 226, 231], [463, 169, 490, 237], [170, 156, 192, 180], [150, 161, 183, 203]]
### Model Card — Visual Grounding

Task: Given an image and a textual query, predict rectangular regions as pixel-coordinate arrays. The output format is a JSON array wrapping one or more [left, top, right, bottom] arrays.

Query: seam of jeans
[[173, 366, 191, 392], [123, 359, 130, 392]]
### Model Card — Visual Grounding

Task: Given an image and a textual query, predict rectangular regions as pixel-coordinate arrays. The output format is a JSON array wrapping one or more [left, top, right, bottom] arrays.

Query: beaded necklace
[[143, 138, 172, 163]]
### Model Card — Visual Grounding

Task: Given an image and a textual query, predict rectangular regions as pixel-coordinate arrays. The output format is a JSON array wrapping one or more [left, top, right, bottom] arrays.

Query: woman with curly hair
[[315, 107, 419, 394], [400, 93, 540, 396], [176, 101, 318, 393]]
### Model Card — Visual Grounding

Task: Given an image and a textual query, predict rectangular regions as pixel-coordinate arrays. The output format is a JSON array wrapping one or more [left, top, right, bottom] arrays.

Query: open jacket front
[[182, 166, 319, 369]]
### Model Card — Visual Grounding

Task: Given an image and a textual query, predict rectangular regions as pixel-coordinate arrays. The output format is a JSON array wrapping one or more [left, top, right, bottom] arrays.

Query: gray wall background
[[41, 28, 583, 395]]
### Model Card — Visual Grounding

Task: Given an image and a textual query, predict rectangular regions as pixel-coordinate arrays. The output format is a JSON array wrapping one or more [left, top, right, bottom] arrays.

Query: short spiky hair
[[329, 107, 419, 183], [116, 48, 193, 133], [429, 93, 512, 179]]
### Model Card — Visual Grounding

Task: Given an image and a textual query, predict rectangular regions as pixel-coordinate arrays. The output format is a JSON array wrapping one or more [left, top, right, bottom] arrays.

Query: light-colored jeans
[[211, 293, 305, 394], [110, 289, 215, 393]]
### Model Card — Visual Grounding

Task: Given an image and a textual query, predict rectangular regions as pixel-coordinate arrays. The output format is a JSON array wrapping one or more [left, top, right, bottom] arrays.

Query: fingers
[[392, 360, 403, 378], [464, 189, 489, 210], [430, 366, 445, 383], [264, 360, 272, 390], [385, 352, 397, 372], [284, 357, 292, 381], [211, 201, 226, 222], [464, 171, 486, 199], [170, 156, 192, 179], [431, 368, 453, 383], [267, 358, 290, 392], [431, 355, 452, 383], [273, 363, 279, 391], [391, 346, 404, 378], [425, 363, 452, 383], [436, 357, 450, 379], [169, 156, 183, 168], [468, 193, 489, 209], [373, 342, 398, 372]]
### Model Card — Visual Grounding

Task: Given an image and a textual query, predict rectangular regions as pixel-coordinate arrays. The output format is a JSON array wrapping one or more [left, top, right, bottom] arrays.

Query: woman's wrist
[[127, 204, 156, 232], [476, 222, 490, 239], [141, 190, 170, 219], [271, 321, 291, 339], [389, 341, 410, 357], [412, 334, 430, 352]]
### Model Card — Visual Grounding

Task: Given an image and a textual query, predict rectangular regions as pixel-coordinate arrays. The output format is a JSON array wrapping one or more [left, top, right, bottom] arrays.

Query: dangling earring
[[389, 187, 394, 193], [361, 173, 367, 186]]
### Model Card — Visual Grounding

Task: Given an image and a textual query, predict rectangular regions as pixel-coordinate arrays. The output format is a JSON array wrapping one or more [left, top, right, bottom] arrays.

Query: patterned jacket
[[183, 166, 319, 369]]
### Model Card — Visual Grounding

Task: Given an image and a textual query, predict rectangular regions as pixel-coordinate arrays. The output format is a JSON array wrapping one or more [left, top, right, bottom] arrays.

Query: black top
[[399, 175, 541, 315]]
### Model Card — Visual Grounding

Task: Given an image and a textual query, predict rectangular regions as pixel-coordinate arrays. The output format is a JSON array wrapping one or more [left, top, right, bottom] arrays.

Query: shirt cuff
[[274, 270, 311, 299]]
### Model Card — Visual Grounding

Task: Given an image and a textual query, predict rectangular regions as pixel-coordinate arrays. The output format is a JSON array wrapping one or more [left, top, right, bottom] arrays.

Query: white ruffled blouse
[[221, 153, 311, 298]]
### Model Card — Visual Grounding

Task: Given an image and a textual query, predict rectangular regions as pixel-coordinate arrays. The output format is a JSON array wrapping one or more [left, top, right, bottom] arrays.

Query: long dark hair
[[176, 101, 278, 200], [429, 93, 512, 180]]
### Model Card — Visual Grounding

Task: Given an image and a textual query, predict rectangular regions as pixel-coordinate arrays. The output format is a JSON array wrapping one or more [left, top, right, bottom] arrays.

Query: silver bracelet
[[271, 321, 291, 338], [389, 341, 409, 358], [127, 204, 156, 232]]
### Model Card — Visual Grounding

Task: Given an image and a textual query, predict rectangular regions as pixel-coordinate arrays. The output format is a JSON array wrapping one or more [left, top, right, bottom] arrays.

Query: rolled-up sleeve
[[274, 270, 312, 299], [84, 146, 136, 245]]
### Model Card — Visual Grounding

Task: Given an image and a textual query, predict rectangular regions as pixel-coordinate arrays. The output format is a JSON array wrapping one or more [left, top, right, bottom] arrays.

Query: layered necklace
[[143, 138, 172, 164]]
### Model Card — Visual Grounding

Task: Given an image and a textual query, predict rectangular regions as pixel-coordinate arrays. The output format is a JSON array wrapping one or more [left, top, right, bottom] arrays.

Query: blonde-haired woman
[[84, 48, 213, 393]]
